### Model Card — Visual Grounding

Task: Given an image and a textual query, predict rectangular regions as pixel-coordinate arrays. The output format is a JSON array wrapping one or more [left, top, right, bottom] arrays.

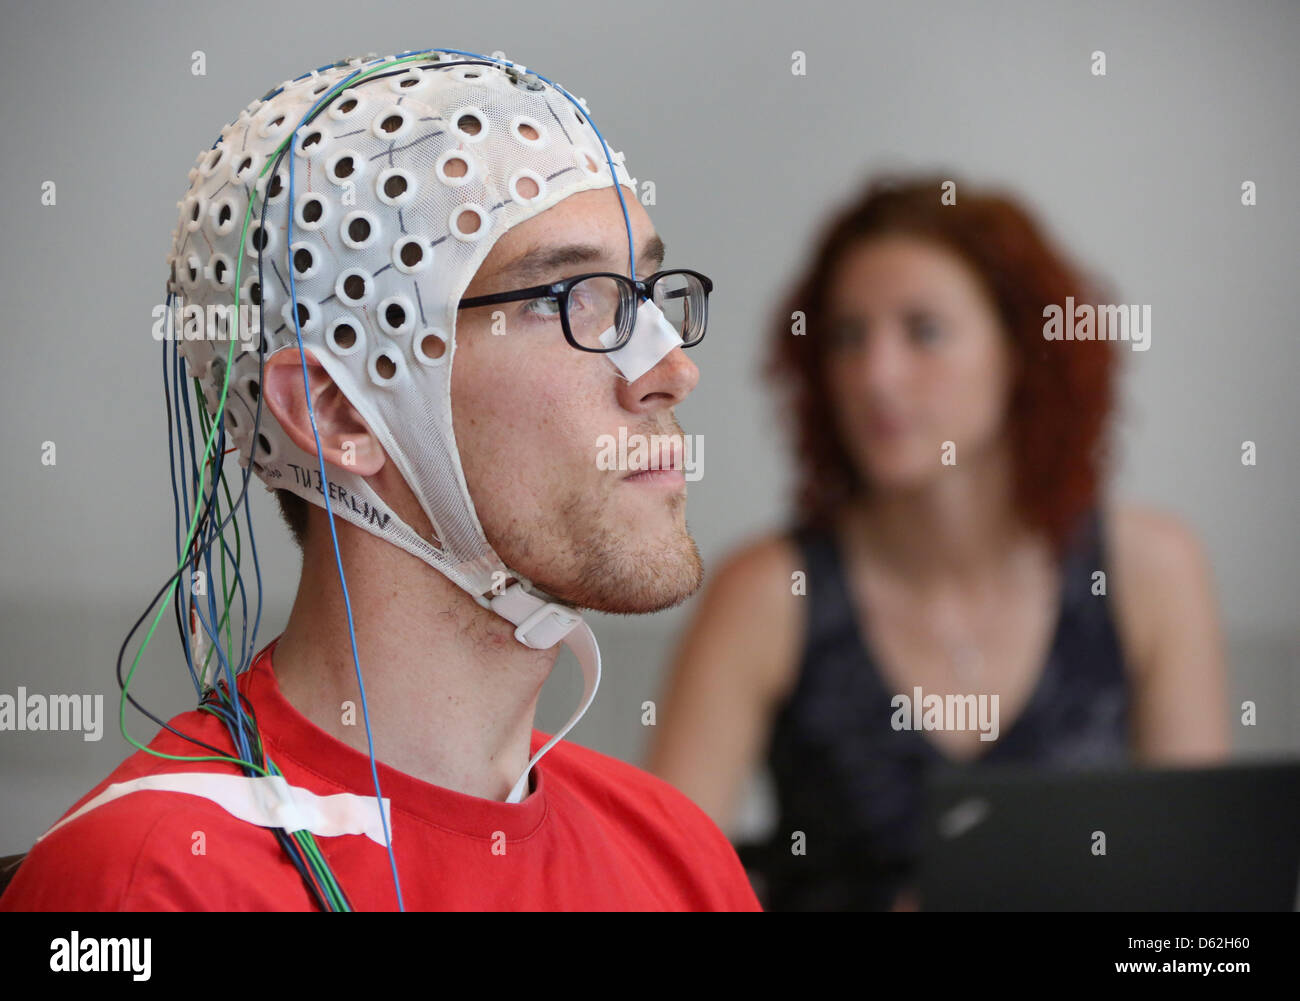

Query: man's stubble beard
[[489, 484, 704, 615]]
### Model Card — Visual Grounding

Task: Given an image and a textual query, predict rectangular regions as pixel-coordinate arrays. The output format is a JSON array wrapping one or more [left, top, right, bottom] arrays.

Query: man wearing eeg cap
[[0, 49, 760, 911]]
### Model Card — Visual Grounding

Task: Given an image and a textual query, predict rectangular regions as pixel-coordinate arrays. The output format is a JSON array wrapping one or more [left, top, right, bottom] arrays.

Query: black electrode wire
[[118, 54, 516, 908]]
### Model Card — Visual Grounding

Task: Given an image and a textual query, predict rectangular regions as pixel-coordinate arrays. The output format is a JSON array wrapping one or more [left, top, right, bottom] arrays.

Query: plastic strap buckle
[[513, 601, 581, 650]]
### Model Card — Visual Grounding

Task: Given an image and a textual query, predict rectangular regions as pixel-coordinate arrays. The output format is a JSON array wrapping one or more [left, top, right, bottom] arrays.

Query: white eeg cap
[[167, 50, 651, 801]]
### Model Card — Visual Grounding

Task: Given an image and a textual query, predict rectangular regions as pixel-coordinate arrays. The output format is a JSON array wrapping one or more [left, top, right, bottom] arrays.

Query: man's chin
[[589, 549, 705, 615], [531, 526, 704, 616]]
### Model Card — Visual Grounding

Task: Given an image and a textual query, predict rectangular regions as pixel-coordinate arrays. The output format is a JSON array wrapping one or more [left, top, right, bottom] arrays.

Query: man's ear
[[261, 348, 387, 476]]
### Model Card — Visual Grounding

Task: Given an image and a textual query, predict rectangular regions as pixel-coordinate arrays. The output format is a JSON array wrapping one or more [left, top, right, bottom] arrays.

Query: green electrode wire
[[118, 55, 449, 910], [189, 387, 242, 675], [125, 49, 635, 910], [173, 392, 354, 907], [121, 51, 439, 760]]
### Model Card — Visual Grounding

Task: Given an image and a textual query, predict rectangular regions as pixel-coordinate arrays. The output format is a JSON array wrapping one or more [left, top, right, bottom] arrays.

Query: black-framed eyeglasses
[[457, 269, 713, 352]]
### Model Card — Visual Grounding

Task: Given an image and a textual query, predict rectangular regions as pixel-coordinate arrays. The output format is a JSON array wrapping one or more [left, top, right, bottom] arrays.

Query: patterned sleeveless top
[[746, 507, 1130, 910]]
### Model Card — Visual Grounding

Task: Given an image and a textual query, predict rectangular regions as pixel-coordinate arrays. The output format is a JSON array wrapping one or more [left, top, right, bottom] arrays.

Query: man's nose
[[615, 344, 699, 413]]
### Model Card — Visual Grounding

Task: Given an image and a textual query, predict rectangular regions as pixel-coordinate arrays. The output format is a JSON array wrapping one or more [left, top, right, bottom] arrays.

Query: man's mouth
[[621, 436, 686, 488], [599, 422, 691, 490], [624, 467, 687, 488]]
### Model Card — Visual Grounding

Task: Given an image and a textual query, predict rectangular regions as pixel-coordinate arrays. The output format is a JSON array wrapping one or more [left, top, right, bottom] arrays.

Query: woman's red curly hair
[[764, 174, 1121, 559]]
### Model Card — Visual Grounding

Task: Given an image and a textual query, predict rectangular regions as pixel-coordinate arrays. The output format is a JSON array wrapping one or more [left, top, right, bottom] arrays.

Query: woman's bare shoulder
[[696, 530, 807, 702], [712, 531, 804, 585], [1103, 500, 1214, 679], [1107, 501, 1207, 568]]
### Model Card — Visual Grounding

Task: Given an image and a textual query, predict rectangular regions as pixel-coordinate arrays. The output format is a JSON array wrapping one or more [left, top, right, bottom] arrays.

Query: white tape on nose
[[599, 299, 683, 382]]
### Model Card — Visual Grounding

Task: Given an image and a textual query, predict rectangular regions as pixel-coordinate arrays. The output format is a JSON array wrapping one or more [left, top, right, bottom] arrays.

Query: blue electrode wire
[[183, 398, 253, 762], [236, 48, 638, 276], [158, 305, 239, 708], [131, 285, 273, 781], [164, 330, 205, 699], [171, 337, 230, 697], [174, 329, 264, 691], [117, 303, 257, 761], [174, 325, 269, 767], [157, 296, 339, 907], [119, 48, 638, 911], [160, 299, 260, 752], [268, 48, 638, 911], [124, 299, 343, 909], [429, 48, 639, 277], [169, 278, 269, 733]]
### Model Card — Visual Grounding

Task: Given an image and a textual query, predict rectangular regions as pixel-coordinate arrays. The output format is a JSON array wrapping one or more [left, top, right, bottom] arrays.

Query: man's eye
[[567, 289, 596, 313], [521, 297, 561, 320]]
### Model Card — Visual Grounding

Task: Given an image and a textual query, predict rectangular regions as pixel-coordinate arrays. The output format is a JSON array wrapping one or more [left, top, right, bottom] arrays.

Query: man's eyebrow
[[493, 233, 666, 286]]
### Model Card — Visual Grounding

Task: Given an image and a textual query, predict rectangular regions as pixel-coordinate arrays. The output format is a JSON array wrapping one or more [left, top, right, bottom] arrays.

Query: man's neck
[[270, 519, 561, 802]]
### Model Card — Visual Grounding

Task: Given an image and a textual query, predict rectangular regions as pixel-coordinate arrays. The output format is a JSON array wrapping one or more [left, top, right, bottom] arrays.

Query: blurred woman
[[647, 175, 1230, 910]]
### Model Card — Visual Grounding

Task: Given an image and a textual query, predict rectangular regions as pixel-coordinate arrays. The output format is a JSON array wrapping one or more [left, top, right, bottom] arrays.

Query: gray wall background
[[1, 0, 1296, 849]]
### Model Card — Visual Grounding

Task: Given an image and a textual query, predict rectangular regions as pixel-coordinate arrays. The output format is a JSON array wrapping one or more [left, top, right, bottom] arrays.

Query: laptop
[[917, 758, 1300, 910]]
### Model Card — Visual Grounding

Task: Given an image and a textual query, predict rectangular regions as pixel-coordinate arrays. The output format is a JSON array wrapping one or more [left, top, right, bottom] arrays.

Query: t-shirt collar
[[241, 634, 550, 841]]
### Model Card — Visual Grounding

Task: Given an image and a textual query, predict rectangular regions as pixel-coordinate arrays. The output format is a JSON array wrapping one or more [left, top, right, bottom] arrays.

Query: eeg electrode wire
[[118, 48, 639, 912]]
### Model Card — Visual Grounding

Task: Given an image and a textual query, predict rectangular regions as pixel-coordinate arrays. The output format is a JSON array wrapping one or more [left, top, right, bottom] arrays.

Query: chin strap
[[485, 582, 603, 803], [34, 584, 602, 848]]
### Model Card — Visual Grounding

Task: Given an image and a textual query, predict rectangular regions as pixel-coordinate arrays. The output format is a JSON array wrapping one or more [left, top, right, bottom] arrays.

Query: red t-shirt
[[1, 635, 761, 912]]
